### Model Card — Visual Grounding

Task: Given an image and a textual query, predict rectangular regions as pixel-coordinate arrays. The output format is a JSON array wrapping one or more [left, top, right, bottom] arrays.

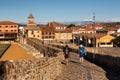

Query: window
[[90, 32, 93, 34], [0, 30, 1, 32], [11, 26, 13, 28], [42, 32, 44, 35], [38, 31, 39, 33], [45, 36, 48, 38], [14, 30, 16, 32], [6, 26, 8, 28], [0, 26, 1, 28], [31, 30, 34, 34], [14, 26, 16, 27], [6, 30, 8, 32], [49, 32, 51, 35], [100, 43, 105, 45], [107, 42, 111, 45], [38, 35, 39, 37], [0, 34, 3, 36]]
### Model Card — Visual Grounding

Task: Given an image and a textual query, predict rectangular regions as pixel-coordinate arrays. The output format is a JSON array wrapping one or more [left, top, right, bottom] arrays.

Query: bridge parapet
[[0, 53, 63, 80], [26, 38, 120, 73], [49, 43, 120, 73]]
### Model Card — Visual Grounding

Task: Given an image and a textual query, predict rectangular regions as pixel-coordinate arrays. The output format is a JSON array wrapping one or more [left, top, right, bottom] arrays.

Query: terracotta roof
[[48, 22, 65, 27], [0, 21, 18, 25], [78, 33, 105, 39], [103, 27, 119, 31], [99, 34, 115, 42], [71, 26, 81, 30], [40, 26, 55, 32], [64, 28, 72, 33], [85, 24, 103, 30]]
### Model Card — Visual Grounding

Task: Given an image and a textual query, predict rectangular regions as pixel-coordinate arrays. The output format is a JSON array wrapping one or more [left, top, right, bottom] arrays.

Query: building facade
[[0, 21, 18, 41]]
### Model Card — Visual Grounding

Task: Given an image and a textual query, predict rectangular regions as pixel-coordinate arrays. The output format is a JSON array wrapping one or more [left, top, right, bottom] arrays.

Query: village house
[[0, 21, 18, 42], [23, 13, 72, 43], [96, 34, 115, 47]]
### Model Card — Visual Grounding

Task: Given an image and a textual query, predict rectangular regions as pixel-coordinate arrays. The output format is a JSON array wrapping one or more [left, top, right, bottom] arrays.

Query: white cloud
[[111, 18, 120, 22], [103, 18, 120, 22], [83, 19, 93, 21]]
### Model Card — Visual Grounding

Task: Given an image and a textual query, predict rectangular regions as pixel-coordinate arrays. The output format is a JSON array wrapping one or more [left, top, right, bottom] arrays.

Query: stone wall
[[0, 55, 62, 80], [85, 52, 120, 72], [47, 43, 120, 73], [26, 38, 61, 57]]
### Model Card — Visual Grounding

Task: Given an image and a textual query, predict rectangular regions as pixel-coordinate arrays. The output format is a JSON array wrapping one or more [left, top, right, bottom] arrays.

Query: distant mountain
[[62, 21, 96, 25], [18, 21, 120, 27]]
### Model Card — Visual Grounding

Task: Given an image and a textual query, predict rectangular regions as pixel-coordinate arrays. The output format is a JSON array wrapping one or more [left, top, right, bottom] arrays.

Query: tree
[[67, 24, 75, 28], [111, 36, 120, 47]]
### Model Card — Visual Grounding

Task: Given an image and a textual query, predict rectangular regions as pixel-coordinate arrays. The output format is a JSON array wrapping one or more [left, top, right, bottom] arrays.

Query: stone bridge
[[26, 38, 120, 72], [0, 38, 120, 80], [26, 38, 120, 80]]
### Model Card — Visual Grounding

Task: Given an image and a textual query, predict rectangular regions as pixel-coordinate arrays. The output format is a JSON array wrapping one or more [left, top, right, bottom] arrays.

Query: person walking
[[63, 45, 71, 65], [79, 44, 85, 63]]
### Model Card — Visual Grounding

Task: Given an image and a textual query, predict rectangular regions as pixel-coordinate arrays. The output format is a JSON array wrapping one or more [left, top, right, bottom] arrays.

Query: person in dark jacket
[[63, 45, 71, 65]]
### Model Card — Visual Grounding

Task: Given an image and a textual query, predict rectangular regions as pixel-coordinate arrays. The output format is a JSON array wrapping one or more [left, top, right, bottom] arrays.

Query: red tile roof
[[0, 21, 18, 25], [103, 27, 119, 31], [85, 24, 103, 30], [48, 22, 65, 27], [78, 33, 105, 39], [40, 26, 55, 32]]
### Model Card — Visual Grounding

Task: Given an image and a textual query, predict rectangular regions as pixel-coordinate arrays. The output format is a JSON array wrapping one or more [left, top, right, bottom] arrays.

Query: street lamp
[[72, 27, 74, 44], [56, 26, 60, 43]]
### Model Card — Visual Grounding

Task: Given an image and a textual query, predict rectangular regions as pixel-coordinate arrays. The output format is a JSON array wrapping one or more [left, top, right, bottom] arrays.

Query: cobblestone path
[[55, 53, 108, 80]]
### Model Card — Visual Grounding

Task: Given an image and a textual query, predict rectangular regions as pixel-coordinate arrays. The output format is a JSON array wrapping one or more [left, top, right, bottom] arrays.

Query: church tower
[[27, 13, 36, 27]]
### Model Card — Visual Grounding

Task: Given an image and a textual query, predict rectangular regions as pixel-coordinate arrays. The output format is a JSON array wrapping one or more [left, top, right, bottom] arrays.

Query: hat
[[80, 44, 83, 47]]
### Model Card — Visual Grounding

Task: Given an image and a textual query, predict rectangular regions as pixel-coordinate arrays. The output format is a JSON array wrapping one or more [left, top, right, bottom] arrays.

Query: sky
[[0, 0, 120, 23]]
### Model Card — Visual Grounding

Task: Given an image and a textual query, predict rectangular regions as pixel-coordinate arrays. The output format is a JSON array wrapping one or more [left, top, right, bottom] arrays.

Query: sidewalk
[[0, 44, 34, 61]]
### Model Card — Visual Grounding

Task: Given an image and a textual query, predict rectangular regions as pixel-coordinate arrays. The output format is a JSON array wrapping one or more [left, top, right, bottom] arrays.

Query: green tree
[[67, 24, 75, 28], [111, 36, 120, 44]]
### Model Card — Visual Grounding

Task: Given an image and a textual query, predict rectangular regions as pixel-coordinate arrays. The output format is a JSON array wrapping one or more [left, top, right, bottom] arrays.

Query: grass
[[0, 44, 10, 57]]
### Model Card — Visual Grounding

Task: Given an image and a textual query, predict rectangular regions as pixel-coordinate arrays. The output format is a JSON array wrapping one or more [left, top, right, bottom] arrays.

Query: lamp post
[[56, 26, 60, 43], [92, 12, 96, 62], [65, 31, 68, 44], [72, 27, 74, 44], [93, 12, 96, 47]]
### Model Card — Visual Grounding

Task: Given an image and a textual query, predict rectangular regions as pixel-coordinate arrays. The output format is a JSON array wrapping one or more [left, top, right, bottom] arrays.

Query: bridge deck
[[25, 38, 120, 80], [55, 52, 120, 80]]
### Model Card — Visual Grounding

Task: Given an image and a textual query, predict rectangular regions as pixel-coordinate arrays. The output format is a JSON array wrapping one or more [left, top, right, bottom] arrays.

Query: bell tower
[[27, 13, 36, 27]]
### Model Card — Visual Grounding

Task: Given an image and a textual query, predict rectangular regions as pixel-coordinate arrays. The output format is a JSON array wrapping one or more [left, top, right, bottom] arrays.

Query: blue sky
[[0, 0, 120, 23]]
